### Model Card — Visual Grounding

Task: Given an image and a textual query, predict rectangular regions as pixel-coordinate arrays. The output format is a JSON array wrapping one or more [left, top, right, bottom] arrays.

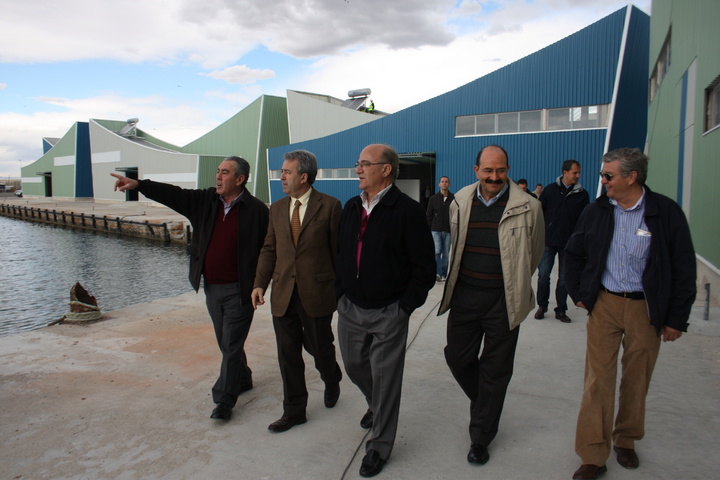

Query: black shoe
[[555, 311, 572, 323], [324, 383, 340, 408], [359, 449, 386, 477], [267, 415, 307, 433], [534, 307, 547, 319], [360, 409, 373, 429], [210, 403, 232, 420], [467, 443, 489, 465]]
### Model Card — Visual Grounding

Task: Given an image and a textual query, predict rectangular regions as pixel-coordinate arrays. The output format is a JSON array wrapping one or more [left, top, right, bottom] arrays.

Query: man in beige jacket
[[439, 144, 544, 467]]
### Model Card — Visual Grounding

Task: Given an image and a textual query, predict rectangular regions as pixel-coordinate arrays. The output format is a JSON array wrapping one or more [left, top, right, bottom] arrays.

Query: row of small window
[[455, 104, 610, 137], [269, 168, 357, 180]]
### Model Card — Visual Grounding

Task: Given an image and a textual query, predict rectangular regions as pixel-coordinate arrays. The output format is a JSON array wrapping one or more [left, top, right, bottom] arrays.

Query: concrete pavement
[[1, 277, 718, 480]]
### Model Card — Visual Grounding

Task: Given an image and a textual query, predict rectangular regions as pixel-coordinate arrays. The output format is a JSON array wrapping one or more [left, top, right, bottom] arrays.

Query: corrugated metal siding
[[268, 7, 645, 204], [608, 7, 650, 151], [256, 96, 289, 202], [75, 122, 93, 197], [198, 155, 226, 189], [22, 123, 80, 197], [646, 0, 720, 269]]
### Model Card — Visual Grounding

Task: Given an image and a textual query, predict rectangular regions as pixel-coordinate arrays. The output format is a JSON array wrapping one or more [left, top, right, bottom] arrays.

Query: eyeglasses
[[599, 171, 616, 182], [355, 161, 387, 169]]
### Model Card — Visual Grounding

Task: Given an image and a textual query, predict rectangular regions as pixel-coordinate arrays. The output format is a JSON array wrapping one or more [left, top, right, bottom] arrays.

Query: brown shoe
[[572, 464, 607, 479], [534, 307, 547, 319], [614, 446, 639, 469], [555, 311, 572, 323]]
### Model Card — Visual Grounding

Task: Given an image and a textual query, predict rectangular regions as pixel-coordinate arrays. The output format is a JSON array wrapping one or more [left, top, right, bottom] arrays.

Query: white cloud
[[0, 0, 653, 178], [203, 65, 276, 85]]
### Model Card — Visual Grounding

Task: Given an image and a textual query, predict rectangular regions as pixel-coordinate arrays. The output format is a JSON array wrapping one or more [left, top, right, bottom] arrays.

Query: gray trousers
[[204, 282, 254, 407], [337, 295, 410, 460]]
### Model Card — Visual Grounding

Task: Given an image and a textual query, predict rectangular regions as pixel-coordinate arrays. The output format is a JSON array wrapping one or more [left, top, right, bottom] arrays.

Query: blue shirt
[[476, 182, 509, 207], [601, 188, 650, 292]]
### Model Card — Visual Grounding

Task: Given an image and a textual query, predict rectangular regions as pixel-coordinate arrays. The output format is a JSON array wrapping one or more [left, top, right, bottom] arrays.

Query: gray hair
[[602, 148, 648, 185], [284, 150, 318, 185], [224, 156, 250, 187], [379, 145, 400, 181]]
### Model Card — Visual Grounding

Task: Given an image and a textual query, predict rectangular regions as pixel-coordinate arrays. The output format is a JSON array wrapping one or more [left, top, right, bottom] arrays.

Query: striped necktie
[[291, 199, 301, 245]]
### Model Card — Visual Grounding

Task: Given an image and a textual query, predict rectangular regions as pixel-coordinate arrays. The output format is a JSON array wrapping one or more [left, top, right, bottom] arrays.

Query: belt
[[601, 285, 645, 300]]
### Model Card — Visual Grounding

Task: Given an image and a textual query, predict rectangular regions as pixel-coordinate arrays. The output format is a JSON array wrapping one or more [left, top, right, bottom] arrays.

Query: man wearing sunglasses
[[335, 144, 435, 477], [565, 148, 696, 480]]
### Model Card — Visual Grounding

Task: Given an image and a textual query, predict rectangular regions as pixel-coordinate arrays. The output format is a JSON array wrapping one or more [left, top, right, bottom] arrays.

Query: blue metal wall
[[268, 6, 648, 204], [74, 122, 93, 197]]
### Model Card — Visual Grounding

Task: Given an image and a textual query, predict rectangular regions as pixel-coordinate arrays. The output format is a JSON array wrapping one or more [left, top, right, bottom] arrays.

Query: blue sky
[[0, 0, 650, 179]]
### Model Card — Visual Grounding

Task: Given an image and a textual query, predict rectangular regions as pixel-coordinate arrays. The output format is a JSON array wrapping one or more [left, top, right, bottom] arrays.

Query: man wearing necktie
[[252, 150, 343, 433]]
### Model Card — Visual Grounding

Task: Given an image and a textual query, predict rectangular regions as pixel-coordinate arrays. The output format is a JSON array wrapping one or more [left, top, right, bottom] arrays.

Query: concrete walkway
[[1, 276, 718, 479], [1, 197, 718, 479]]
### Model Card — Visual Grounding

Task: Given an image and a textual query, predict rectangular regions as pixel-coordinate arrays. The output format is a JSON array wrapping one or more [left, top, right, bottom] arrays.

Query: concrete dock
[[1, 197, 718, 479]]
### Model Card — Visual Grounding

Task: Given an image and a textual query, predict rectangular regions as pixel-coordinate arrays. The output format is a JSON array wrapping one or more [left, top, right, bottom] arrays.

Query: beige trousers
[[575, 291, 661, 466]]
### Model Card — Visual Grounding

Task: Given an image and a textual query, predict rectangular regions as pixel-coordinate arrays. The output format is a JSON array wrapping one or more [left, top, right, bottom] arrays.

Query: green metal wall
[[21, 123, 78, 197], [647, 0, 720, 268], [181, 95, 288, 202]]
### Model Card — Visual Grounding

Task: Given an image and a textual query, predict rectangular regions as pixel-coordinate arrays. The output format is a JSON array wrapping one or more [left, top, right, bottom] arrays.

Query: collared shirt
[[476, 182, 509, 207], [219, 190, 244, 217], [288, 187, 313, 225], [601, 187, 650, 292], [361, 183, 393, 215]]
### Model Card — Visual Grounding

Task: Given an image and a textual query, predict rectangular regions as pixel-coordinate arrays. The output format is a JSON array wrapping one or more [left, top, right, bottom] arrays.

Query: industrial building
[[267, 6, 650, 207], [20, 91, 380, 203], [645, 0, 720, 303]]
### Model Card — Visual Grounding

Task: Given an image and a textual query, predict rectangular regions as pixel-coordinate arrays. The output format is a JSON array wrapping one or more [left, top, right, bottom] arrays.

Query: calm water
[[0, 215, 193, 337]]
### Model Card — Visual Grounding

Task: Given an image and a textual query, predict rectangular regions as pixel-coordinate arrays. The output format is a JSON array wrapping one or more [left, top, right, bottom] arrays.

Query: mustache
[[484, 179, 504, 185]]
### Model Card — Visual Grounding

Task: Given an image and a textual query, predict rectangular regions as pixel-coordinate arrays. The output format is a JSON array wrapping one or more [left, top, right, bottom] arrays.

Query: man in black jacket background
[[426, 176, 454, 281], [535, 159, 589, 323], [112, 156, 268, 421]]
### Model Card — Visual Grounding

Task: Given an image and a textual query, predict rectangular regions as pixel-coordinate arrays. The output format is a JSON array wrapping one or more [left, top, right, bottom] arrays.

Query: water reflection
[[0, 216, 192, 337]]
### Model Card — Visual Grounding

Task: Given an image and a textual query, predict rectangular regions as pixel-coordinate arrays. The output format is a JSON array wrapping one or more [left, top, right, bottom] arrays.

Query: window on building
[[649, 28, 671, 102], [519, 110, 542, 132], [455, 105, 609, 137], [706, 77, 720, 133], [455, 116, 475, 136]]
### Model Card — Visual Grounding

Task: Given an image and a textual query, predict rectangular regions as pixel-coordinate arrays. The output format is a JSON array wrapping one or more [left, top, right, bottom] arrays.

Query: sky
[[0, 0, 651, 179]]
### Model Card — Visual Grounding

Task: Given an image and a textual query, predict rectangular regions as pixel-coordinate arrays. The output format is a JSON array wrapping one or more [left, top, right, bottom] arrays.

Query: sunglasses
[[599, 171, 616, 182]]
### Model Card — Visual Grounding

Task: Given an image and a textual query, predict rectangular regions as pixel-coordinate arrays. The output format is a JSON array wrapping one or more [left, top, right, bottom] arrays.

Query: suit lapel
[[278, 195, 294, 245], [300, 189, 321, 237]]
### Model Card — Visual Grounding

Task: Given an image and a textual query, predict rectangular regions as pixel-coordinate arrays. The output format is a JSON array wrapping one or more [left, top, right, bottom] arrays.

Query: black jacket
[[136, 180, 269, 301], [426, 191, 454, 232], [336, 184, 436, 313], [540, 178, 589, 247], [564, 187, 696, 333]]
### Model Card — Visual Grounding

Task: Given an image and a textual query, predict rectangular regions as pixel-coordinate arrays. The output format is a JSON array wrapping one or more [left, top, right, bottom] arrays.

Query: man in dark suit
[[112, 156, 268, 421], [252, 150, 343, 433]]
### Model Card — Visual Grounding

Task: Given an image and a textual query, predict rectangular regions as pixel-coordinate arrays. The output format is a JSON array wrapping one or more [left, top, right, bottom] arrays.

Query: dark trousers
[[537, 245, 568, 312], [204, 282, 254, 407], [273, 287, 342, 419], [444, 280, 519, 447]]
